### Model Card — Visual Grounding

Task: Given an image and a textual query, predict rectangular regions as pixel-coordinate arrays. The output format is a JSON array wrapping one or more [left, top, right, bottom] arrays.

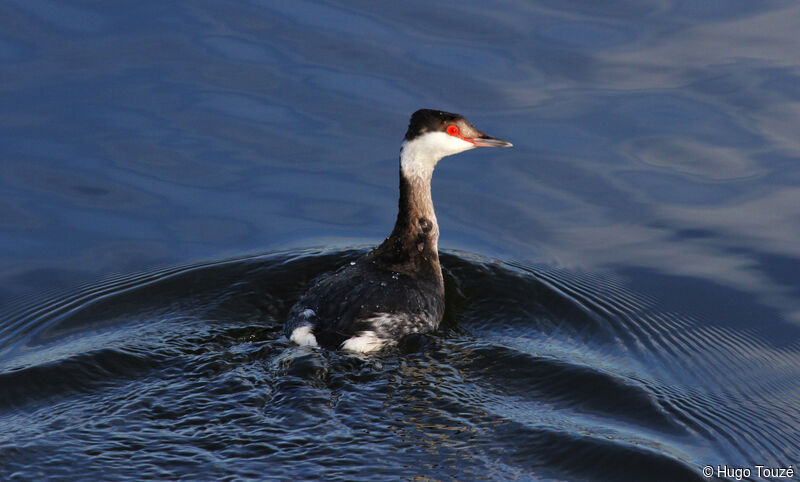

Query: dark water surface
[[2, 1, 800, 480]]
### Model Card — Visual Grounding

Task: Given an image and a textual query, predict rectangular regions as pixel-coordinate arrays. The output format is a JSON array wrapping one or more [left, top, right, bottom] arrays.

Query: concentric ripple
[[1, 248, 798, 480]]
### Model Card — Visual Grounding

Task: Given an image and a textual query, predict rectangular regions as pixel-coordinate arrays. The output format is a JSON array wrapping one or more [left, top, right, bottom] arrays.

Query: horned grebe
[[285, 109, 512, 352]]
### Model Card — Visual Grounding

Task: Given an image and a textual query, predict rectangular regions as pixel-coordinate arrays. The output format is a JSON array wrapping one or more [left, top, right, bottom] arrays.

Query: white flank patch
[[400, 131, 475, 179], [364, 312, 400, 326], [290, 325, 318, 347], [341, 331, 385, 353], [364, 312, 419, 332]]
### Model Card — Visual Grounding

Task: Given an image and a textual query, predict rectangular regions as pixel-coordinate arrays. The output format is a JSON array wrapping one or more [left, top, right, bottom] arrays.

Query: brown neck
[[372, 170, 442, 280]]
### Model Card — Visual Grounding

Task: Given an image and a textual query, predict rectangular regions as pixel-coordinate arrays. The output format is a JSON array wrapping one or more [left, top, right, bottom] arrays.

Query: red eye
[[446, 125, 460, 136]]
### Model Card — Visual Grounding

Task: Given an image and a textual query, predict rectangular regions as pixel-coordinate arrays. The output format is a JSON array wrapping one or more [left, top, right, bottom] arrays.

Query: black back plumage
[[285, 255, 444, 349]]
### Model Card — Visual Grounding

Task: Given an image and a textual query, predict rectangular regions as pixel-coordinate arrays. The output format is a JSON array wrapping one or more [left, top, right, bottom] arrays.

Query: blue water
[[2, 1, 800, 480]]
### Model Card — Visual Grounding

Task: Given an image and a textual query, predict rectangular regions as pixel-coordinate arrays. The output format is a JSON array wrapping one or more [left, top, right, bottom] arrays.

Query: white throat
[[400, 131, 475, 179]]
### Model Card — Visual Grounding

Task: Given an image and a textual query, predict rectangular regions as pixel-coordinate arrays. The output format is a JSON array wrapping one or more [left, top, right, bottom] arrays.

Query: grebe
[[285, 109, 512, 352]]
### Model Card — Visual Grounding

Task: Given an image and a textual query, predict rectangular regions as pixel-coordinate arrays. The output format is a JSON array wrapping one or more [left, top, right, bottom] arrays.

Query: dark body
[[285, 174, 445, 349], [285, 251, 444, 349]]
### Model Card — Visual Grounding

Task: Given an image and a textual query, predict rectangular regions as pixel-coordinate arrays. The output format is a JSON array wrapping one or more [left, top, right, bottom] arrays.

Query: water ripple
[[2, 248, 797, 479]]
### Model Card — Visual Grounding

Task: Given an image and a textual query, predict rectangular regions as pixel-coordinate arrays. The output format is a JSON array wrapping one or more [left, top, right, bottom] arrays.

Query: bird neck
[[372, 168, 441, 280], [394, 171, 439, 245]]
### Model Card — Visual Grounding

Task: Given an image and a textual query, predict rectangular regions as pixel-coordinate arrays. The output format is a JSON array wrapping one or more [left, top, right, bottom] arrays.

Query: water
[[2, 1, 800, 480]]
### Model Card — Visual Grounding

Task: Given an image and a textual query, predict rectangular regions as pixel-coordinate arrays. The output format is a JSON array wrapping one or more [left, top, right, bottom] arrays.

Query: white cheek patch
[[400, 132, 475, 178]]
